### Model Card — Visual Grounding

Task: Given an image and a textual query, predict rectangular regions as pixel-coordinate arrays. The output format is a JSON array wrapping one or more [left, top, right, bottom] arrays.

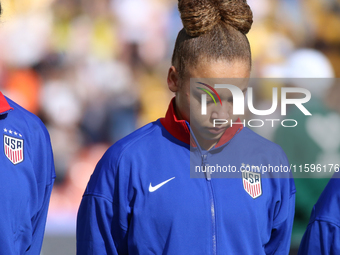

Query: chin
[[201, 131, 224, 141]]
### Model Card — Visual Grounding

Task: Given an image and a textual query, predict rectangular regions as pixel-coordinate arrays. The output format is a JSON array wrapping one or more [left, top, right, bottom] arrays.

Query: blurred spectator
[[46, 144, 109, 234], [4, 68, 41, 114]]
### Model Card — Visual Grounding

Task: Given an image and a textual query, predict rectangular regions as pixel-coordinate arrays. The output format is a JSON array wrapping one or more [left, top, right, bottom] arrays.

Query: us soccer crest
[[242, 171, 262, 199], [4, 135, 24, 164]]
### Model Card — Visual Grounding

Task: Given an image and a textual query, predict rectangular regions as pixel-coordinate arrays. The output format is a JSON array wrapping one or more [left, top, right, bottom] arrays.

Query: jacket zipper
[[187, 121, 218, 255], [202, 154, 217, 255]]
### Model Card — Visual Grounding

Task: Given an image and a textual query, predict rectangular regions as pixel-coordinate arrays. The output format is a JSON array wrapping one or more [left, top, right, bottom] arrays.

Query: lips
[[206, 127, 226, 135]]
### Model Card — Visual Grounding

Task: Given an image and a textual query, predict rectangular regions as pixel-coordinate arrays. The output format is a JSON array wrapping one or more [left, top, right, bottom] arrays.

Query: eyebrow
[[193, 86, 248, 98]]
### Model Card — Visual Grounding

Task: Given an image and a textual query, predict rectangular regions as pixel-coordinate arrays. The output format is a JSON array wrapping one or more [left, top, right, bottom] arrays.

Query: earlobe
[[167, 66, 180, 93]]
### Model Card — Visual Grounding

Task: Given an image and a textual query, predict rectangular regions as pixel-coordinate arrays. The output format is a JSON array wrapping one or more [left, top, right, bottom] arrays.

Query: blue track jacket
[[77, 98, 296, 255], [0, 92, 55, 254], [298, 172, 340, 255]]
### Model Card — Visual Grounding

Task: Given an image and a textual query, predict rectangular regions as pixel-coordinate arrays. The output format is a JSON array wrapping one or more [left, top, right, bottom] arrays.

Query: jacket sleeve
[[265, 191, 296, 255], [76, 148, 131, 255], [27, 181, 55, 254], [28, 123, 56, 254], [264, 150, 296, 255], [298, 220, 340, 255]]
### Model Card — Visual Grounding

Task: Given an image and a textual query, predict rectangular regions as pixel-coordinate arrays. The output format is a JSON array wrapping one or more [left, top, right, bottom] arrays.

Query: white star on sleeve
[[9, 130, 13, 134], [4, 128, 7, 132]]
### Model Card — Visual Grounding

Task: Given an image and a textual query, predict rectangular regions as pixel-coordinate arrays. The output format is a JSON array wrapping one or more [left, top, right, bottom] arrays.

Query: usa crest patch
[[242, 171, 262, 199], [4, 135, 24, 164]]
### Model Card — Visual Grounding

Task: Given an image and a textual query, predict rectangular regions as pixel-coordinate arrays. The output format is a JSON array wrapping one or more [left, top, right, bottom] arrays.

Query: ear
[[167, 66, 180, 93]]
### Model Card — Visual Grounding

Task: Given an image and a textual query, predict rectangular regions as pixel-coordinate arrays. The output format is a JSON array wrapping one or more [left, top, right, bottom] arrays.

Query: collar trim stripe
[[0, 92, 13, 115], [160, 98, 190, 145]]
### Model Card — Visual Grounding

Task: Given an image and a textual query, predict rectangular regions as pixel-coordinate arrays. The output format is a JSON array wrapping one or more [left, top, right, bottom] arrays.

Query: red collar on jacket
[[160, 97, 243, 148], [0, 92, 13, 115]]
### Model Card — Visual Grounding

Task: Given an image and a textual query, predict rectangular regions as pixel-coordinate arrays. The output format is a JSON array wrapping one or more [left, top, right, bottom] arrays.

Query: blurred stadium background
[[0, 0, 339, 254]]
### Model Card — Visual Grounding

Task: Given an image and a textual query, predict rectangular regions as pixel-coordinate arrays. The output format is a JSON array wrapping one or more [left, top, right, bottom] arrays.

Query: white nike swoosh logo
[[149, 177, 175, 192]]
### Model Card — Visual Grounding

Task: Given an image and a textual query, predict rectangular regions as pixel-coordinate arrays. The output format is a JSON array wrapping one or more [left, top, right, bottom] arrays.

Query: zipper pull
[[201, 155, 211, 181], [206, 166, 211, 181]]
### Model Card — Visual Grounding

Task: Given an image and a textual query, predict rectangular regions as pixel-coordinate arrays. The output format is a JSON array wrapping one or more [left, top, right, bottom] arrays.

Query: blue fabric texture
[[0, 95, 56, 254], [298, 172, 340, 255], [77, 112, 296, 255]]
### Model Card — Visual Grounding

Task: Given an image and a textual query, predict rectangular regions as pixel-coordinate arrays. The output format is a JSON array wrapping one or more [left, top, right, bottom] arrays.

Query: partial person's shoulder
[[298, 173, 340, 255], [311, 174, 340, 226], [3, 96, 55, 184], [84, 120, 164, 197]]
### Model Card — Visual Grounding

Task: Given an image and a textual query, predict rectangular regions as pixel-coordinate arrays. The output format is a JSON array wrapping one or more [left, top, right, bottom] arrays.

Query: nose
[[210, 103, 230, 120]]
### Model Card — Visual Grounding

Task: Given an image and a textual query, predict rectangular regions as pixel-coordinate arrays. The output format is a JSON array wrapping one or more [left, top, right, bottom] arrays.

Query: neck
[[173, 100, 188, 125], [191, 126, 219, 151], [196, 134, 218, 151]]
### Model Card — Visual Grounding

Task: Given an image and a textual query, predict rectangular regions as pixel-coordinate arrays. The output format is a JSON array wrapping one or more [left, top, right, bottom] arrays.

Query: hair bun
[[179, 0, 220, 37], [219, 0, 253, 34], [179, 0, 253, 37]]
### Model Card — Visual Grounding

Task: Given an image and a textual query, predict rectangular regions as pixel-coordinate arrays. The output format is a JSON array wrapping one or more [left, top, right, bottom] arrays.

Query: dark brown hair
[[172, 0, 253, 78], [0, 2, 2, 16]]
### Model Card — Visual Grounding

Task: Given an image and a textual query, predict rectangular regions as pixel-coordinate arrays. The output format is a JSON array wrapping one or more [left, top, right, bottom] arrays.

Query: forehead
[[188, 59, 250, 79]]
